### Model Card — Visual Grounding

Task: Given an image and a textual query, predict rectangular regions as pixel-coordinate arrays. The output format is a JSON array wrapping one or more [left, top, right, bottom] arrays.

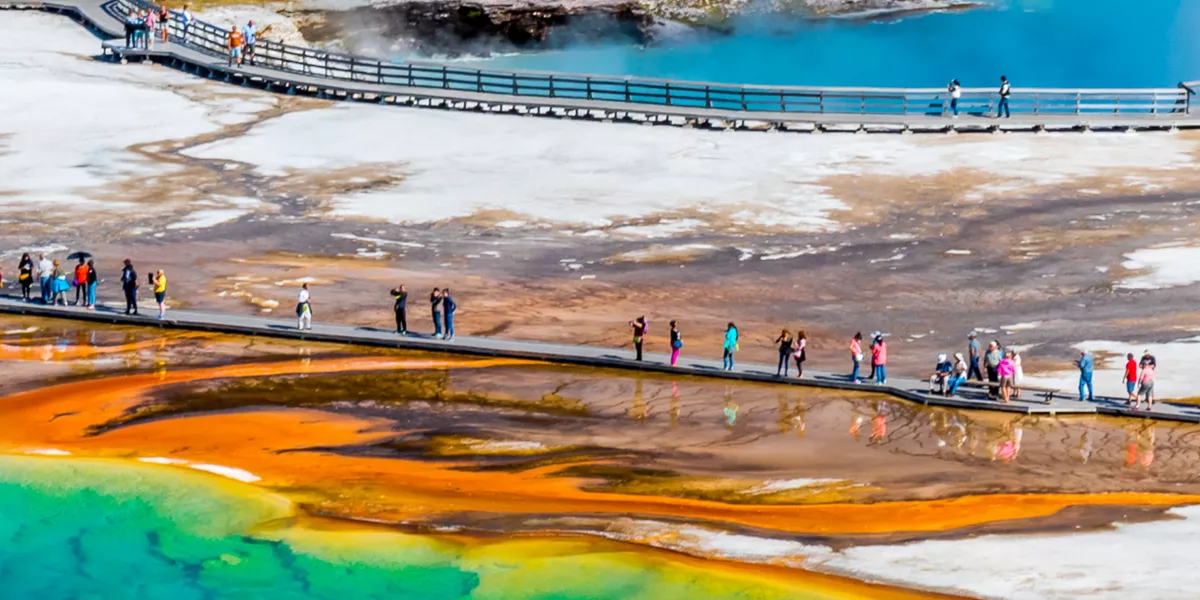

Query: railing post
[[377, 61, 382, 84], [1033, 93, 1039, 114], [586, 77, 593, 100], [819, 91, 824, 114], [740, 86, 746, 110], [705, 85, 711, 108], [1075, 92, 1081, 115], [549, 74, 555, 98], [779, 90, 785, 111], [407, 64, 414, 87], [476, 70, 482, 92], [512, 73, 517, 95], [625, 79, 630, 103], [665, 82, 671, 106], [442, 66, 448, 90]]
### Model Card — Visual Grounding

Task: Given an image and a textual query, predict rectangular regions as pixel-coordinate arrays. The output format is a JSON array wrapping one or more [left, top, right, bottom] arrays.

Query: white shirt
[[298, 288, 310, 303], [37, 258, 53, 276], [951, 85, 961, 99], [181, 8, 193, 24], [999, 82, 1011, 97]]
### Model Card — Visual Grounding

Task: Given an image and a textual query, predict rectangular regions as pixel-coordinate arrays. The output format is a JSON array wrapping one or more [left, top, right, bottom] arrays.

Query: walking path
[[4, 294, 1200, 423], [3, 0, 1199, 133]]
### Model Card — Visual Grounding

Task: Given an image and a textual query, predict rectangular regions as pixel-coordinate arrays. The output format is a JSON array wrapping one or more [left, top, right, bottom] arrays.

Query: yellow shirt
[[154, 274, 167, 294]]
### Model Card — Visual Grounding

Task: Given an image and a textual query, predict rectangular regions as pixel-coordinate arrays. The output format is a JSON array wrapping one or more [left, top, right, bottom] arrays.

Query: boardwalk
[[3, 0, 1199, 133], [4, 295, 1200, 423]]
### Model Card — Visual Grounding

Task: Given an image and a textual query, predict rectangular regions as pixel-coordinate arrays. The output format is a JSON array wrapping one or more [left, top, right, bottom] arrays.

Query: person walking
[[296, 283, 312, 330], [630, 316, 647, 361], [228, 25, 244, 67], [72, 258, 88, 306], [85, 259, 97, 309], [1076, 350, 1095, 402], [37, 253, 53, 303], [1136, 361, 1156, 411], [151, 269, 168, 319], [180, 5, 195, 43], [18, 253, 33, 301], [996, 76, 1011, 119], [967, 332, 983, 381], [1123, 352, 1138, 405], [430, 288, 443, 337], [390, 284, 408, 334], [947, 79, 962, 118], [872, 333, 888, 385], [669, 320, 682, 367], [849, 332, 863, 383], [984, 341, 1003, 399], [442, 289, 457, 340], [241, 20, 258, 65], [120, 259, 139, 315], [774, 329, 794, 377], [722, 322, 738, 371], [794, 330, 808, 379]]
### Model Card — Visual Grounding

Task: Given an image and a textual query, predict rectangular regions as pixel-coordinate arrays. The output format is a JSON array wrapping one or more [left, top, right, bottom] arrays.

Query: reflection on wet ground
[[4, 315, 1200, 596]]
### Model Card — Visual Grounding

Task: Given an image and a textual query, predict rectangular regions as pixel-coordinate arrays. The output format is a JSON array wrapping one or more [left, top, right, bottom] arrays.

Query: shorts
[[245, 42, 255, 54], [1126, 381, 1136, 395], [999, 375, 1014, 388], [230, 47, 242, 58], [154, 291, 166, 303], [1139, 382, 1155, 398]]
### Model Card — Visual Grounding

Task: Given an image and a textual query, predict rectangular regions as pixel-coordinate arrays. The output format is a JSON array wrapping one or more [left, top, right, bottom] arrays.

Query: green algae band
[[0, 456, 824, 600]]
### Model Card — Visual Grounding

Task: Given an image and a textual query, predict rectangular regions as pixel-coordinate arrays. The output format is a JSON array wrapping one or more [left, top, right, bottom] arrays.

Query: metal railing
[[107, 0, 1192, 117]]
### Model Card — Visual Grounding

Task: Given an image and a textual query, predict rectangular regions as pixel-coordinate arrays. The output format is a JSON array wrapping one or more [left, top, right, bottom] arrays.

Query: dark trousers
[[968, 358, 983, 381], [776, 351, 790, 376], [124, 24, 134, 48], [20, 280, 31, 300], [986, 365, 999, 398], [444, 312, 454, 338], [74, 283, 85, 305], [124, 286, 138, 314], [634, 339, 643, 361], [394, 309, 407, 333]]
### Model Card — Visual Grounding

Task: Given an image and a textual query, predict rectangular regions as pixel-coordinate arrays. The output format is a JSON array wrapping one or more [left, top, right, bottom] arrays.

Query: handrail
[[106, 0, 1193, 117]]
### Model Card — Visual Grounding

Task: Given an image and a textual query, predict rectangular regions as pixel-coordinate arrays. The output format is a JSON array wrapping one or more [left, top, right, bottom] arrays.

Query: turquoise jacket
[[723, 327, 738, 351]]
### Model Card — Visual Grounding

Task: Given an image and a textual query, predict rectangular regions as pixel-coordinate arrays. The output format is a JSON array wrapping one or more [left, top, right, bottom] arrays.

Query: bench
[[958, 380, 1063, 404]]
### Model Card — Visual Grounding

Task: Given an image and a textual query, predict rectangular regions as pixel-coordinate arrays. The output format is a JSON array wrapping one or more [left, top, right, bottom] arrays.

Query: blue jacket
[[1077, 354, 1094, 377]]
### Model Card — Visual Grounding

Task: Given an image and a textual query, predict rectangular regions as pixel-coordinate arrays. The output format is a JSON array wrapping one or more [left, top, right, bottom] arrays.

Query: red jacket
[[74, 264, 89, 285]]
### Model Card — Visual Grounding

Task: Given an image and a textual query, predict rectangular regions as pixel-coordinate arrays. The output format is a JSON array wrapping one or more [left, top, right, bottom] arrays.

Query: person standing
[[984, 341, 1003, 399], [37, 253, 53, 304], [124, 9, 139, 48], [794, 330, 808, 379], [774, 329, 794, 377], [158, 5, 170, 44], [390, 284, 408, 334], [85, 259, 97, 309], [49, 260, 68, 306], [442, 289, 457, 340], [1012, 349, 1024, 399], [967, 333, 983, 381], [849, 332, 863, 383], [121, 259, 139, 315], [73, 258, 88, 306], [996, 76, 1011, 119], [296, 283, 312, 330], [18, 253, 33, 301], [872, 334, 888, 385], [997, 351, 1016, 404], [143, 8, 157, 48], [947, 79, 962, 118], [152, 269, 168, 319], [868, 331, 881, 381], [241, 20, 257, 65], [1122, 353, 1138, 405], [430, 288, 443, 337], [722, 323, 738, 371], [630, 316, 647, 361], [669, 320, 682, 367], [1077, 350, 1095, 402]]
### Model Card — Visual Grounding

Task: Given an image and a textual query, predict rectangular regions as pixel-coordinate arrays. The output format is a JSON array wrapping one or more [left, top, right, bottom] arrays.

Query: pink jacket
[[998, 358, 1015, 377], [872, 342, 887, 365]]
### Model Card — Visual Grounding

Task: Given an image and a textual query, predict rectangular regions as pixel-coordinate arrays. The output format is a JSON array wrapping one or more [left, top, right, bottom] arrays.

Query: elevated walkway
[[3, 0, 1199, 133], [4, 295, 1200, 423]]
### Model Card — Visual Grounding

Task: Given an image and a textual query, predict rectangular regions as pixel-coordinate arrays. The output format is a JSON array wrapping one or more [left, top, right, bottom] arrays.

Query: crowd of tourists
[[122, 5, 191, 50], [1, 252, 1161, 408]]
